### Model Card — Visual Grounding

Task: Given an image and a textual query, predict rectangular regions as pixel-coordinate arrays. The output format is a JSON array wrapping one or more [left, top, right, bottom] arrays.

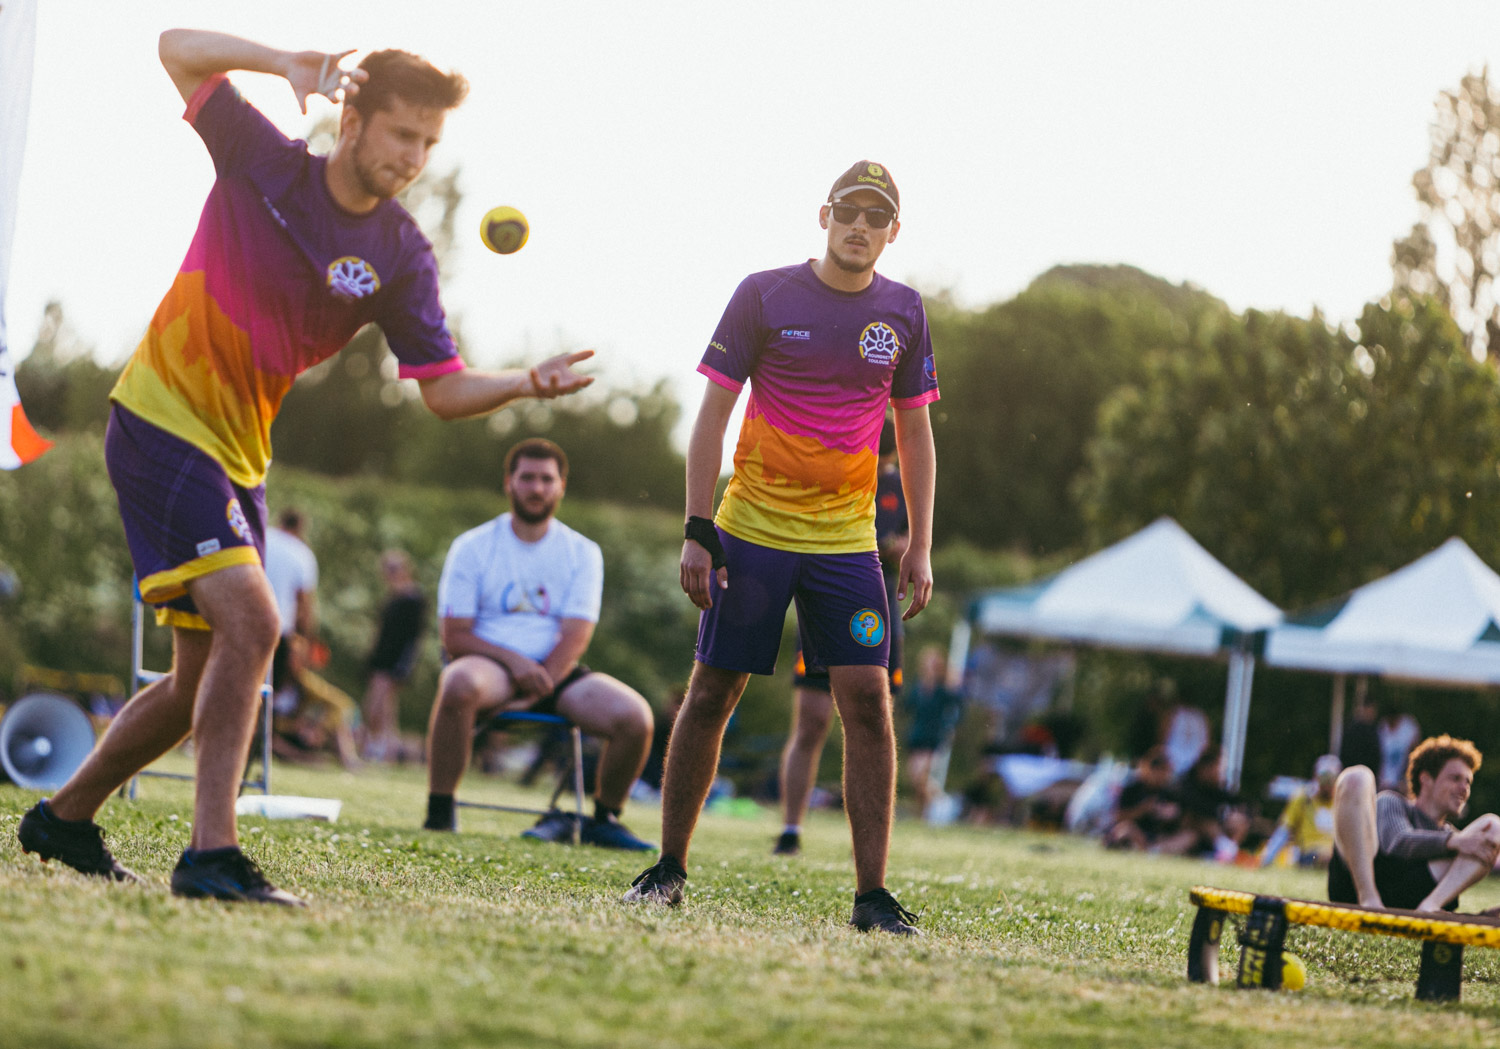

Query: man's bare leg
[[779, 687, 835, 829], [557, 675, 653, 811], [1332, 765, 1384, 908], [1418, 813, 1500, 912], [361, 671, 401, 760], [47, 628, 212, 821], [828, 665, 896, 895], [182, 564, 282, 851], [426, 656, 512, 796], [657, 662, 748, 865]]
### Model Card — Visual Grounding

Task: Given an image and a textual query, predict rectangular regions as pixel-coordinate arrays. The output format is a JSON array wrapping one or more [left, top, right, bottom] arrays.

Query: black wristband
[[684, 516, 727, 570]]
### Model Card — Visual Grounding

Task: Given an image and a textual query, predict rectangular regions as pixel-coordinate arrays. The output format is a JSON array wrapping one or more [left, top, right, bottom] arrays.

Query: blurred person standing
[[361, 549, 426, 762]]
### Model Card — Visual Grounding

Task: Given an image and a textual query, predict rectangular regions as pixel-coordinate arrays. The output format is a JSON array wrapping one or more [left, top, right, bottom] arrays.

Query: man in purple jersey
[[624, 161, 939, 934], [17, 29, 592, 906]]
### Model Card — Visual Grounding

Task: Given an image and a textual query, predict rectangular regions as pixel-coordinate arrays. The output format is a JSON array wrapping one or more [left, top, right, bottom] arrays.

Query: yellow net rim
[[1190, 885, 1500, 947]]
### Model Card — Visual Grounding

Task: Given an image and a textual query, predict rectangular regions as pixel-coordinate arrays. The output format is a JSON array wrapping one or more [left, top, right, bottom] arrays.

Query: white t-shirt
[[437, 513, 603, 663], [263, 527, 317, 637]]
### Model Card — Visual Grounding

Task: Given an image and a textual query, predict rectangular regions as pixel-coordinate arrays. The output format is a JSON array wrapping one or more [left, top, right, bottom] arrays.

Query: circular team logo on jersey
[[326, 256, 381, 300], [225, 498, 252, 544], [850, 608, 886, 648], [858, 322, 902, 366]]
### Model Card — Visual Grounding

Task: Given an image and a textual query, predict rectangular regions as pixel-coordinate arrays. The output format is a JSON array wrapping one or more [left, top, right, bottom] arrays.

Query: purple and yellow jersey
[[699, 262, 939, 554], [110, 75, 463, 488]]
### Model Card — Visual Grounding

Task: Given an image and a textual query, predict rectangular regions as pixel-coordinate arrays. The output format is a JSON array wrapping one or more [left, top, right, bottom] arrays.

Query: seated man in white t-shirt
[[423, 438, 655, 850]]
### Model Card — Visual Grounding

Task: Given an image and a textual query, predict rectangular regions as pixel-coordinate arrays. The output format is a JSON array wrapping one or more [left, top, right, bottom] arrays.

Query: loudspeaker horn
[[0, 692, 96, 791]]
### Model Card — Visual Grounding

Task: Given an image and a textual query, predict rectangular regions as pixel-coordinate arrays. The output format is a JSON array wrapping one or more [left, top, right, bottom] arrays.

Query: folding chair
[[457, 710, 586, 844], [124, 585, 273, 798]]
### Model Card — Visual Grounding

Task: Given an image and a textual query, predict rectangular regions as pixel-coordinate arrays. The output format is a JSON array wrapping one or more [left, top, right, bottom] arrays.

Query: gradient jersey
[[699, 262, 938, 553], [110, 74, 464, 488]]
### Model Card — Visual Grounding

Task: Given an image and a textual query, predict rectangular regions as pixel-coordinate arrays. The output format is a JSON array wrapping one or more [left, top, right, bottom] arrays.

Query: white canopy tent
[[953, 517, 1282, 791], [1265, 537, 1500, 687]]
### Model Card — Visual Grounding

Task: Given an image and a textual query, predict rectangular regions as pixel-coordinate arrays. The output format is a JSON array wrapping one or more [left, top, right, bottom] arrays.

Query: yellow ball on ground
[[1280, 951, 1306, 991], [480, 205, 529, 254]]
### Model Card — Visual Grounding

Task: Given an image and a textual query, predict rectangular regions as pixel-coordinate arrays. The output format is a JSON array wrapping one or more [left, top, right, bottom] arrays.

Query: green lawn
[[2, 760, 1499, 1048]]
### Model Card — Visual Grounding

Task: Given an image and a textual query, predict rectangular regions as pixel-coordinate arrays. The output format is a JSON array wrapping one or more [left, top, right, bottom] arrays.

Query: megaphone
[[0, 692, 96, 791]]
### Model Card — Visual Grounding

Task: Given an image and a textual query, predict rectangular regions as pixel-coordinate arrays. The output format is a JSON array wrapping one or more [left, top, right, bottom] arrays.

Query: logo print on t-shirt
[[225, 499, 252, 544], [858, 322, 902, 366], [501, 582, 551, 616], [850, 608, 886, 647], [326, 256, 382, 300]]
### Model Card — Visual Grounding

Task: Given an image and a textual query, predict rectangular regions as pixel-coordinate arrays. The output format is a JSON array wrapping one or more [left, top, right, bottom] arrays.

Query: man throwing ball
[[623, 161, 939, 934], [17, 28, 591, 905]]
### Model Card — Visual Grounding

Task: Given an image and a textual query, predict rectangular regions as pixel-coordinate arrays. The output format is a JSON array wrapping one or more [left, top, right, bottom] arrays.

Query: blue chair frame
[[458, 710, 585, 844]]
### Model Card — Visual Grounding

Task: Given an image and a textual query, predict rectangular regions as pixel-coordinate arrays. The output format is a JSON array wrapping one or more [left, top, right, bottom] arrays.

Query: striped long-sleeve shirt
[[1376, 791, 1452, 860]]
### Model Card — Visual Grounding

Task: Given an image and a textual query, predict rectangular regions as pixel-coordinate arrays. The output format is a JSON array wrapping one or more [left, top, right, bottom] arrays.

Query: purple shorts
[[696, 529, 890, 676], [106, 404, 266, 630]]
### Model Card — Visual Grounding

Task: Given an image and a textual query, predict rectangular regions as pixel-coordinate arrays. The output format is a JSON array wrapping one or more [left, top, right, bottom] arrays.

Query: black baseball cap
[[829, 160, 899, 214]]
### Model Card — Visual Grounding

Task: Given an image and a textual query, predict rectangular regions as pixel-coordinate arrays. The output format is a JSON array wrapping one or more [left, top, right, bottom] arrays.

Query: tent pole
[[1221, 652, 1244, 791], [1329, 673, 1346, 755]]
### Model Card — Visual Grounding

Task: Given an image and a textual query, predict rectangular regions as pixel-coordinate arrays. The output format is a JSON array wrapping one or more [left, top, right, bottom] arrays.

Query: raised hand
[[530, 350, 596, 399], [285, 49, 363, 114]]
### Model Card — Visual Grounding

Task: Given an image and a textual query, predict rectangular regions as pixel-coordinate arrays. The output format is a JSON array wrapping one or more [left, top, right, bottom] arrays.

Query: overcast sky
[[8, 2, 1500, 427]]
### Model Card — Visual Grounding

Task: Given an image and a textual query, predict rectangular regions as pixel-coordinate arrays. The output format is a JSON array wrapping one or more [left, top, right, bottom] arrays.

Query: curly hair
[[1406, 735, 1483, 797], [350, 49, 468, 120]]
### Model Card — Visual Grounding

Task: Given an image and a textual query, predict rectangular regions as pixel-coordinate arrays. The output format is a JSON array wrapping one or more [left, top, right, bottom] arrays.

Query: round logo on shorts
[[225, 498, 252, 544], [850, 608, 886, 648]]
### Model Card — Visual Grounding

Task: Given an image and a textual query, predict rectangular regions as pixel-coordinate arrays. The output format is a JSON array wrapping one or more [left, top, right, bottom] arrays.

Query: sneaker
[[849, 888, 920, 936], [17, 800, 141, 883], [581, 815, 655, 851], [520, 810, 580, 844], [622, 856, 687, 907], [772, 830, 801, 856], [170, 847, 307, 907]]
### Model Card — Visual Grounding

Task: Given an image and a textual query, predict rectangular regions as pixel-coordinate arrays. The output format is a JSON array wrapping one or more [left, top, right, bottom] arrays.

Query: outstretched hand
[[530, 350, 596, 399], [285, 49, 365, 114]]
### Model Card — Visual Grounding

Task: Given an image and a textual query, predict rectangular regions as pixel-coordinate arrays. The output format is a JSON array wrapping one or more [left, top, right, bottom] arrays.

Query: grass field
[[3, 759, 1500, 1049]]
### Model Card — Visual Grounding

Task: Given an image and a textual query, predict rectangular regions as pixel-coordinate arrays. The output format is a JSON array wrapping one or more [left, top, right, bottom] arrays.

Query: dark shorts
[[1328, 847, 1452, 912], [697, 530, 890, 677], [106, 404, 266, 631], [473, 663, 591, 721]]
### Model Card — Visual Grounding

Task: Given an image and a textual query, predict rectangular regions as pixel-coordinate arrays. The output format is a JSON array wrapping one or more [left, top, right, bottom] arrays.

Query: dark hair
[[504, 438, 569, 480], [350, 50, 468, 120], [1407, 735, 1482, 796], [278, 508, 303, 531]]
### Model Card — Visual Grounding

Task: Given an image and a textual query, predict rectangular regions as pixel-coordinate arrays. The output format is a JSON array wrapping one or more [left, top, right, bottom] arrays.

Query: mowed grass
[[3, 759, 1500, 1049]]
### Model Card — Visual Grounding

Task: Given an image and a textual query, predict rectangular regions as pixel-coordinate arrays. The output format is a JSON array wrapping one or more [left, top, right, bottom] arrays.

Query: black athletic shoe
[[170, 847, 306, 907], [581, 815, 655, 851], [849, 888, 920, 936], [521, 810, 580, 843], [17, 800, 141, 883], [622, 855, 687, 907], [772, 830, 801, 856]]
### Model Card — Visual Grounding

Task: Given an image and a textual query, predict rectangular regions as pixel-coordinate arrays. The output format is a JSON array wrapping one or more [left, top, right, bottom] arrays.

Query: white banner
[[0, 0, 50, 469]]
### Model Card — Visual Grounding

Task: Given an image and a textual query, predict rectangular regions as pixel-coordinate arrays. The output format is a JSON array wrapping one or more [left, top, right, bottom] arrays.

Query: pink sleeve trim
[[697, 363, 744, 393], [183, 73, 229, 124], [892, 388, 941, 411], [399, 357, 467, 381]]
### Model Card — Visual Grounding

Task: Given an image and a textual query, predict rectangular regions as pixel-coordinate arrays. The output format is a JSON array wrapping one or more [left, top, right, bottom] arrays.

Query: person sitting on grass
[[1103, 747, 1182, 851], [1330, 734, 1500, 913], [422, 438, 655, 850], [1260, 754, 1341, 868]]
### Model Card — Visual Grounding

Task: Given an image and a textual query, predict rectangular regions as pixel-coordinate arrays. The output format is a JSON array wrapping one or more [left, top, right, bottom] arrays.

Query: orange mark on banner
[[9, 403, 52, 464]]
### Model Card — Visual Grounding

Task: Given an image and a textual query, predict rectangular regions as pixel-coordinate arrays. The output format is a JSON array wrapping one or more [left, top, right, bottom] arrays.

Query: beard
[[830, 244, 875, 274], [511, 495, 559, 524], [351, 134, 406, 201]]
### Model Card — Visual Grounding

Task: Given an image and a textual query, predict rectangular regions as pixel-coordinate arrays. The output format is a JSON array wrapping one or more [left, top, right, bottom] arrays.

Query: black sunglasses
[[828, 201, 896, 229]]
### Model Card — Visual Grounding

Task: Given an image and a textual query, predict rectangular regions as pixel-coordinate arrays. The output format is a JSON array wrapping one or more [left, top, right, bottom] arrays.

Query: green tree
[[1392, 67, 1500, 359], [13, 302, 117, 436], [1076, 297, 1500, 608], [930, 265, 1226, 553]]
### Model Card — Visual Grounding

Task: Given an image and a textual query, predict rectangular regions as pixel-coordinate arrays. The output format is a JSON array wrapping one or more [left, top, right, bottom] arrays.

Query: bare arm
[[293, 588, 316, 639], [680, 380, 740, 609], [440, 617, 553, 698], [158, 28, 362, 112], [541, 618, 595, 687], [893, 404, 935, 620], [417, 351, 595, 421]]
